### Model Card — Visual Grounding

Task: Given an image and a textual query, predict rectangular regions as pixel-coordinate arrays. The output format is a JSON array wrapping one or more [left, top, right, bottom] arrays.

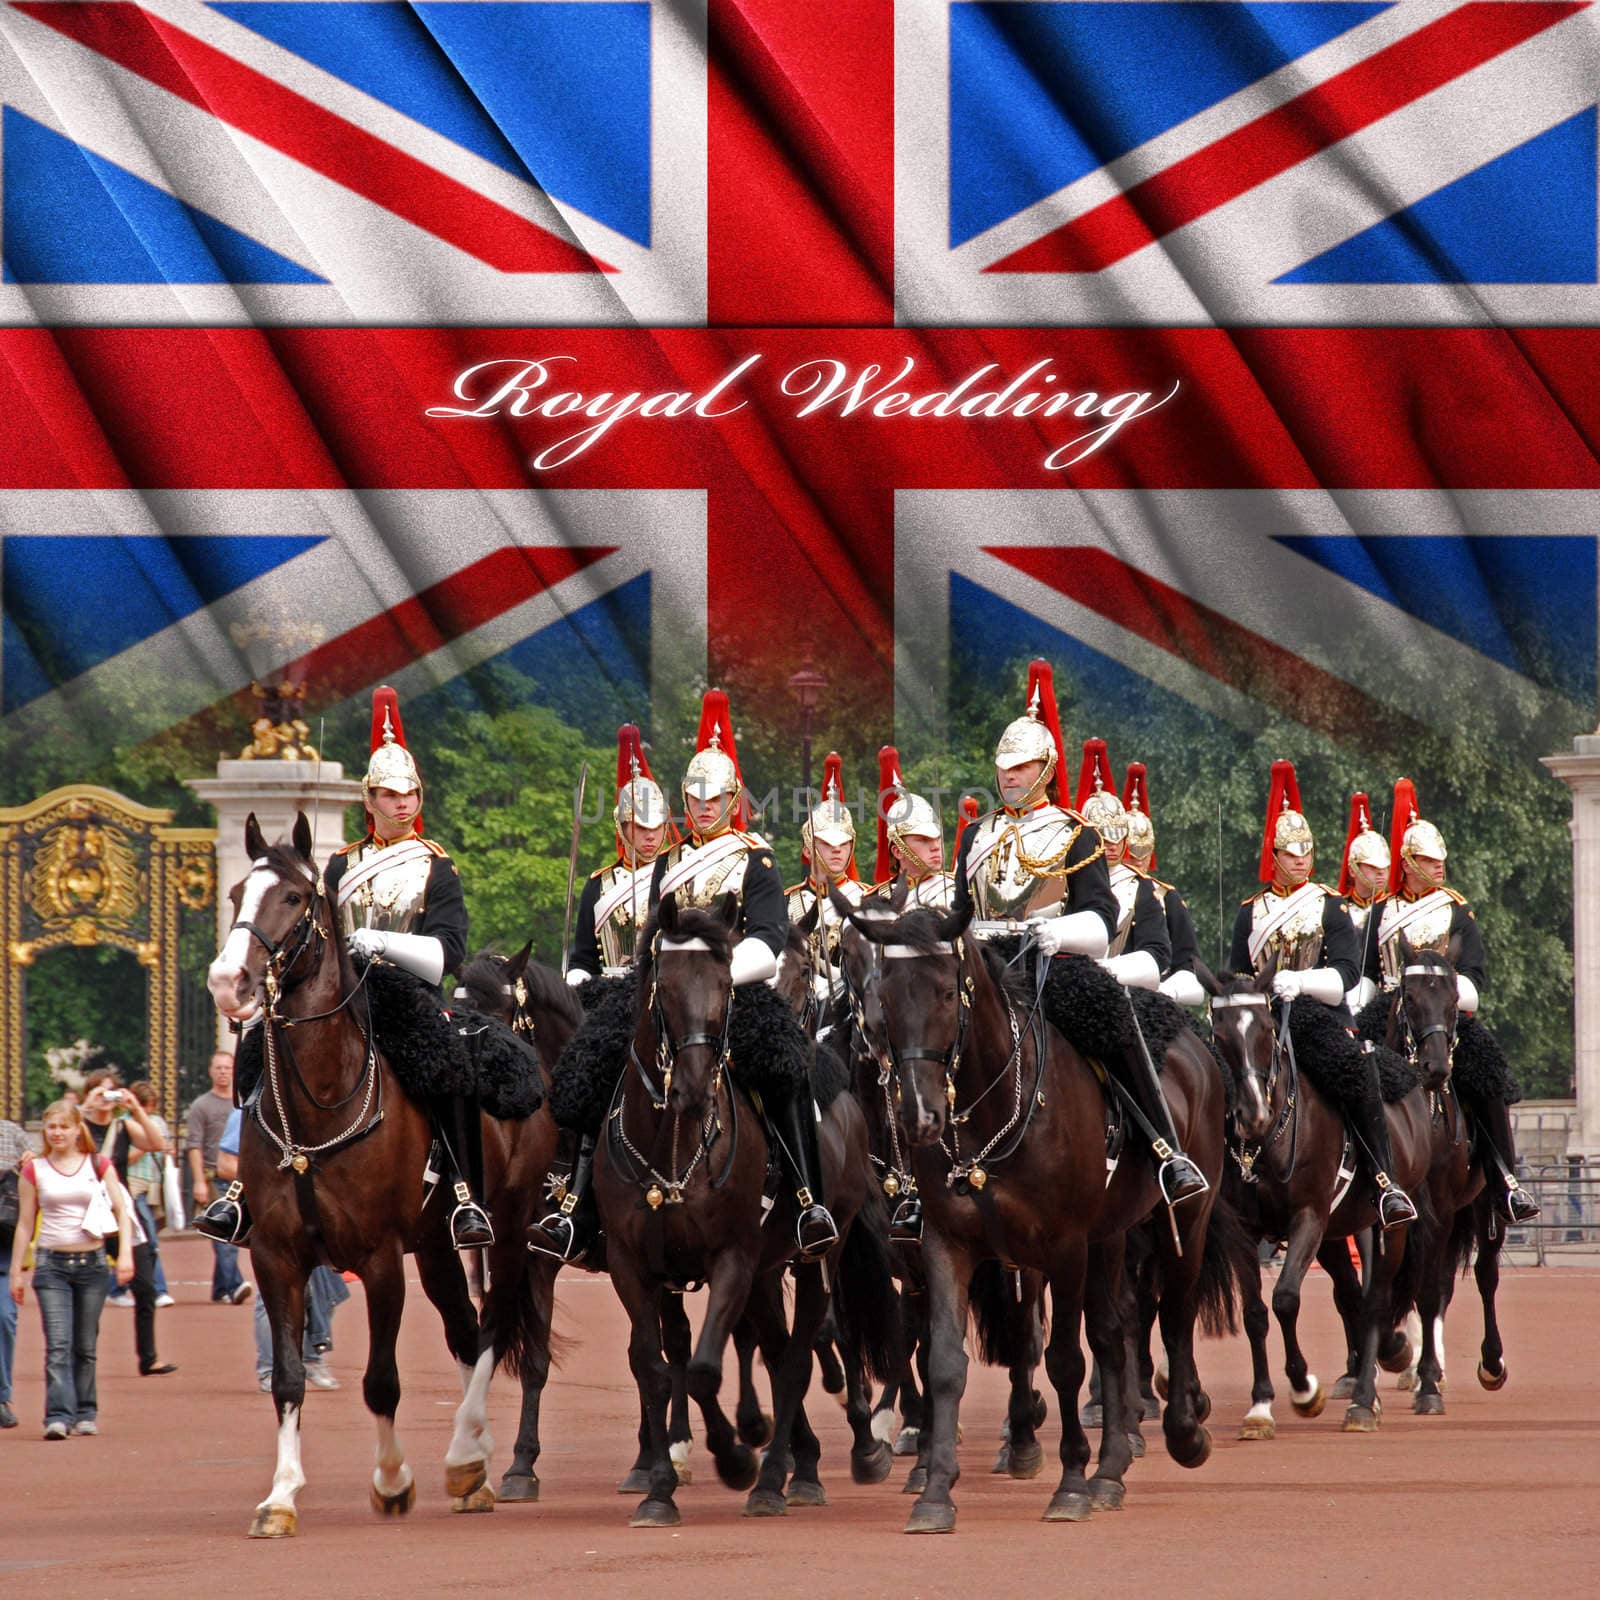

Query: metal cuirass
[[595, 861, 656, 968], [337, 839, 430, 937], [904, 871, 955, 912], [1107, 863, 1140, 957], [967, 808, 1079, 920], [661, 835, 757, 909], [1250, 887, 1326, 973], [1377, 891, 1454, 987], [788, 878, 865, 963]]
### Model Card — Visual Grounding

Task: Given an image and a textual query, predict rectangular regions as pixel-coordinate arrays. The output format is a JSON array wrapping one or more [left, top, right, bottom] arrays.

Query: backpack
[[0, 1165, 19, 1254]]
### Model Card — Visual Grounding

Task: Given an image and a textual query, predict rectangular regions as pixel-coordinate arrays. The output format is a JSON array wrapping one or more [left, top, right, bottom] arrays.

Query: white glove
[[566, 967, 592, 988], [1274, 967, 1343, 1007], [811, 973, 832, 1002], [1098, 950, 1160, 991], [1032, 911, 1110, 961], [730, 936, 778, 987], [1160, 970, 1206, 1008], [1347, 977, 1378, 1013], [352, 928, 444, 987], [1456, 974, 1479, 1016]]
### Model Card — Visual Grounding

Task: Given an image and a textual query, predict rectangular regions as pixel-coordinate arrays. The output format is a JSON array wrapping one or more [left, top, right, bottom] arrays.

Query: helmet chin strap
[[1001, 756, 1055, 816], [687, 789, 738, 840]]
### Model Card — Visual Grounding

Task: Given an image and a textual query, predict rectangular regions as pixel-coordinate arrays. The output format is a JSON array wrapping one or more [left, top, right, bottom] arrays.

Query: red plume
[[1024, 659, 1068, 806], [1074, 737, 1115, 813], [693, 689, 747, 830], [1338, 791, 1372, 897], [369, 685, 407, 755], [875, 746, 903, 884], [1123, 762, 1154, 870], [955, 794, 980, 855], [1388, 777, 1420, 895], [1258, 759, 1303, 883]]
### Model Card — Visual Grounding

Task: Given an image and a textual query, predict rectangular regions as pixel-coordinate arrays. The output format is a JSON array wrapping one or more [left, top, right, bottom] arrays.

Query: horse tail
[[496, 1260, 574, 1387], [830, 1187, 904, 1387], [968, 1260, 1048, 1366], [1194, 1191, 1249, 1339], [1385, 1184, 1442, 1325]]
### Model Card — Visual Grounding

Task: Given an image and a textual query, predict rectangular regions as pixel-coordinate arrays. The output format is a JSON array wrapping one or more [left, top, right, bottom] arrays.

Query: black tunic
[[1124, 875, 1173, 973], [1228, 888, 1360, 996], [1161, 885, 1200, 979], [952, 809, 1119, 944], [570, 871, 605, 978], [324, 847, 469, 977]]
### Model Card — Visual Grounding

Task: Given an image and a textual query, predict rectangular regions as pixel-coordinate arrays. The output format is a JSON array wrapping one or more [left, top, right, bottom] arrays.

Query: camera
[[101, 1088, 124, 1103]]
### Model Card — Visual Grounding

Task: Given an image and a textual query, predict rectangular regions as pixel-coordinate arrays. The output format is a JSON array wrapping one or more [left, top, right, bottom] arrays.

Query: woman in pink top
[[8, 1101, 134, 1439]]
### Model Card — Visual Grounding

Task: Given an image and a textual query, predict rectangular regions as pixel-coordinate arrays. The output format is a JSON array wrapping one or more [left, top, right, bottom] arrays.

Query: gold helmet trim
[[1080, 787, 1129, 844], [616, 776, 669, 832], [1273, 806, 1314, 859], [363, 706, 421, 800], [1402, 817, 1447, 865]]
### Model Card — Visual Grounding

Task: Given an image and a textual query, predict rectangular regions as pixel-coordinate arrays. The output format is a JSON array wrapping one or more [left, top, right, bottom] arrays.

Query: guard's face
[[1350, 859, 1387, 898], [1274, 847, 1314, 887], [1405, 853, 1446, 891], [1127, 842, 1153, 871], [814, 838, 854, 880], [623, 820, 667, 862], [1103, 835, 1126, 866], [894, 834, 944, 875], [370, 785, 420, 837], [685, 788, 734, 837], [997, 758, 1046, 809]]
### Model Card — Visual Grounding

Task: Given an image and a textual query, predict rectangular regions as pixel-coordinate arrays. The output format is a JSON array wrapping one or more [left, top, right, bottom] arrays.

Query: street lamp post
[[788, 658, 829, 808]]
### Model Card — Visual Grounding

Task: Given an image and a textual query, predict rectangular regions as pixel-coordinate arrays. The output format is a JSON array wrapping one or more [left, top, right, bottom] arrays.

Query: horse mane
[[459, 948, 582, 1030], [643, 905, 737, 963]]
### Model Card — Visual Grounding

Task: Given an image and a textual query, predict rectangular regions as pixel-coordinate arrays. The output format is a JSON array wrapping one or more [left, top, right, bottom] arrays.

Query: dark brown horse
[[206, 814, 558, 1537], [1199, 958, 1434, 1434], [843, 899, 1235, 1533], [596, 893, 897, 1527]]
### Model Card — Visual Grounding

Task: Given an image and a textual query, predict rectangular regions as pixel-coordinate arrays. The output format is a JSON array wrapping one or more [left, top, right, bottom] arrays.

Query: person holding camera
[[80, 1074, 176, 1377], [9, 1101, 135, 1438]]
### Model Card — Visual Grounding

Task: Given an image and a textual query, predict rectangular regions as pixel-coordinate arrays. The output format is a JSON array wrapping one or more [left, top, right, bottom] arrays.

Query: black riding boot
[[887, 1177, 922, 1246], [772, 1085, 838, 1259], [1118, 1038, 1208, 1207], [1352, 1072, 1417, 1230], [1474, 1095, 1541, 1223], [195, 1182, 252, 1245], [527, 1132, 600, 1263], [437, 1095, 494, 1250]]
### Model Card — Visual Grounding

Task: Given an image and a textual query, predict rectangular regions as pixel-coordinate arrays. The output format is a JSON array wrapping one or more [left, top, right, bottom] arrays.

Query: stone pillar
[[1540, 735, 1600, 1161], [187, 760, 363, 1048]]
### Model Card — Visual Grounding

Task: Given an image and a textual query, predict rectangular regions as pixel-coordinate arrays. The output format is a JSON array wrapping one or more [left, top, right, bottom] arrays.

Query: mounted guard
[[1339, 791, 1389, 1010], [1122, 761, 1205, 1007], [1229, 760, 1416, 1230], [786, 751, 866, 994], [954, 660, 1207, 1206], [1362, 778, 1538, 1224], [870, 745, 954, 910]]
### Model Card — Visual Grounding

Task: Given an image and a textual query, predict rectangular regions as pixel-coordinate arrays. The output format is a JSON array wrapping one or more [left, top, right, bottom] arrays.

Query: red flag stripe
[[15, 2, 613, 275], [989, 2, 1588, 275]]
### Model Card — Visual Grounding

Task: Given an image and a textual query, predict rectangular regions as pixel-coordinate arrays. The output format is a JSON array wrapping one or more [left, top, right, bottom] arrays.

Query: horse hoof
[[1290, 1382, 1325, 1419], [1042, 1492, 1092, 1523], [892, 1426, 921, 1458], [497, 1473, 540, 1504], [1238, 1416, 1276, 1442], [743, 1488, 788, 1519], [738, 1412, 775, 1449], [1341, 1405, 1380, 1433], [902, 1466, 928, 1495], [1168, 1427, 1212, 1470], [1007, 1440, 1045, 1481], [1127, 1431, 1146, 1460], [451, 1483, 496, 1514], [248, 1506, 297, 1539], [1378, 1331, 1415, 1374], [444, 1459, 487, 1499], [617, 1468, 653, 1495], [787, 1479, 827, 1508], [1079, 1402, 1103, 1430], [1478, 1360, 1508, 1392], [1194, 1391, 1212, 1425], [1396, 1369, 1418, 1392], [1330, 1374, 1357, 1400], [631, 1497, 682, 1529], [1413, 1392, 1445, 1416], [1088, 1477, 1125, 1511], [851, 1441, 894, 1485], [990, 1445, 1011, 1475], [717, 1444, 760, 1492], [905, 1501, 956, 1535], [370, 1480, 416, 1517]]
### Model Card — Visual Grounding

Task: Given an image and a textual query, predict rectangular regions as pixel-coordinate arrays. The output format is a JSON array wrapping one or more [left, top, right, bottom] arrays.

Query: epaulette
[[1442, 886, 1468, 905], [420, 837, 450, 859], [1152, 876, 1176, 894], [784, 881, 812, 899], [735, 829, 771, 851], [333, 838, 363, 857], [1241, 889, 1265, 906], [1317, 882, 1341, 897]]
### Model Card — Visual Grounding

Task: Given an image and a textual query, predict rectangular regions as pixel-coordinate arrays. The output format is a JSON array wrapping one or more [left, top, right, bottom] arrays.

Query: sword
[[560, 762, 589, 976]]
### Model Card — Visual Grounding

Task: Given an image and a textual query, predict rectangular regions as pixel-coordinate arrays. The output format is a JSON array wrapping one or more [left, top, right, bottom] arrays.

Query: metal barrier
[[1507, 1162, 1600, 1263]]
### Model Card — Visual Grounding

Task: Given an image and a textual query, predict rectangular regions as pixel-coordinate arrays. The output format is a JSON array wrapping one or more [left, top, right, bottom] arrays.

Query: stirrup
[[449, 1184, 495, 1249], [1153, 1143, 1209, 1208], [888, 1196, 923, 1246], [526, 1209, 592, 1264], [1375, 1175, 1418, 1231], [795, 1194, 839, 1260], [1502, 1182, 1541, 1224], [195, 1183, 251, 1245]]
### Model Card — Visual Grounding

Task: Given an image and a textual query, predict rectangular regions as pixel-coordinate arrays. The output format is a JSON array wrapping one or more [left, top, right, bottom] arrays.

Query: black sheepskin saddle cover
[[1283, 999, 1417, 1111], [985, 937, 1205, 1077], [1353, 995, 1520, 1106], [552, 971, 843, 1138], [235, 959, 543, 1121]]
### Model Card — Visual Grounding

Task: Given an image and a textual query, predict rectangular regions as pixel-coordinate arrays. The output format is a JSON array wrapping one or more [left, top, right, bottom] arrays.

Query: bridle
[[1396, 962, 1458, 1075], [1213, 989, 1298, 1185], [230, 861, 326, 1010], [839, 934, 915, 1205]]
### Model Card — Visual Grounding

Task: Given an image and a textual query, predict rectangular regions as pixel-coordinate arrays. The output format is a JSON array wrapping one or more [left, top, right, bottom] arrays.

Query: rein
[[1214, 991, 1299, 1186]]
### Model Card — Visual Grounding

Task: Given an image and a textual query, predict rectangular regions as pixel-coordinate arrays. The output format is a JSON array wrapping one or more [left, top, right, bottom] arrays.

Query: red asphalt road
[[3, 1238, 1597, 1598]]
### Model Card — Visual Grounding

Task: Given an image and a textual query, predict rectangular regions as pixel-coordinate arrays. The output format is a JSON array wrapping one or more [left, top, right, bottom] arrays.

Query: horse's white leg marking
[[1243, 1401, 1275, 1424], [448, 1349, 496, 1467], [1290, 1374, 1320, 1405], [373, 1415, 413, 1499], [258, 1402, 306, 1514], [1433, 1315, 1446, 1383]]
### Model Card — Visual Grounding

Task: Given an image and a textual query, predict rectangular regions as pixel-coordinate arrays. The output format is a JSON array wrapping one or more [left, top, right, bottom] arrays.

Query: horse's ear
[[244, 812, 267, 860], [291, 811, 313, 863], [716, 891, 740, 930], [507, 940, 533, 982], [1194, 959, 1223, 1000], [889, 877, 909, 913], [797, 897, 820, 937], [936, 896, 974, 944], [1445, 932, 1463, 970], [659, 890, 679, 934], [1256, 951, 1279, 995]]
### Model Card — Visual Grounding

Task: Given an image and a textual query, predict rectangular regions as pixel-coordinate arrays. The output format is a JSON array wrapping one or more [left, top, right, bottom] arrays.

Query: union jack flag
[[1, 1, 1596, 768]]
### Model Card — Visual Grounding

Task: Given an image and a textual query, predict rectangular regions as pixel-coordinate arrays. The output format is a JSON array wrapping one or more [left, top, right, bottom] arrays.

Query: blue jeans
[[253, 1267, 350, 1375], [33, 1248, 110, 1427], [211, 1237, 244, 1300], [0, 1262, 16, 1403]]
